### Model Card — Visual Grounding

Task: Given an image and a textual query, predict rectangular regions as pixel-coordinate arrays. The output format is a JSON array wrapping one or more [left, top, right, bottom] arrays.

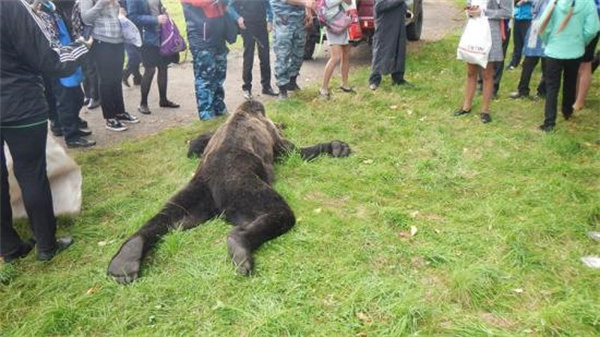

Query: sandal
[[480, 112, 492, 124], [319, 88, 330, 100], [339, 86, 355, 93], [453, 108, 471, 116]]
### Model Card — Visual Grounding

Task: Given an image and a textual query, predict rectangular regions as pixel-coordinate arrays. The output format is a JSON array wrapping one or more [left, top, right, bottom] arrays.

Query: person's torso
[[235, 0, 268, 22], [514, 1, 533, 20], [89, 0, 123, 42], [182, 1, 227, 50], [270, 0, 304, 18], [545, 0, 595, 58]]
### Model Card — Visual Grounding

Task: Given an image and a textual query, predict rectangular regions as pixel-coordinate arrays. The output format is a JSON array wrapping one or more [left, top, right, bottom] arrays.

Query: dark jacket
[[127, 0, 162, 47], [227, 0, 273, 24], [182, 0, 232, 51], [0, 0, 88, 127]]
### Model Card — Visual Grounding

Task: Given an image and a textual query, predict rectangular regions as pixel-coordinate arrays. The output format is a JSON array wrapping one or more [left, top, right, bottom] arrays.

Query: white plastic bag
[[457, 16, 492, 68], [6, 135, 82, 219], [119, 16, 142, 47]]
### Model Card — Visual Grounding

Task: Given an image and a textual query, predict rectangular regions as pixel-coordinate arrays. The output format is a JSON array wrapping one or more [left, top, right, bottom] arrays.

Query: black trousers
[[43, 76, 60, 130], [82, 55, 99, 101], [91, 41, 126, 119], [241, 21, 272, 91], [509, 19, 531, 67], [543, 57, 581, 127], [517, 56, 546, 96], [1, 122, 57, 256], [54, 82, 85, 142]]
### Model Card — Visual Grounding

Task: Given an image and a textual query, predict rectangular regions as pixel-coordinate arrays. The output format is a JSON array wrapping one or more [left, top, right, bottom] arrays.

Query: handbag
[[456, 16, 492, 68], [160, 16, 187, 56], [325, 9, 352, 35]]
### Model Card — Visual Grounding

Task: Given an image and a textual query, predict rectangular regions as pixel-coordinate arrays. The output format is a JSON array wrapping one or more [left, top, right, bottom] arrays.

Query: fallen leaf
[[410, 226, 418, 237], [513, 288, 524, 293], [410, 210, 419, 218], [86, 285, 101, 295], [356, 312, 372, 325], [434, 229, 441, 234], [362, 159, 374, 164], [313, 208, 322, 214], [419, 116, 427, 122], [390, 105, 398, 109], [97, 241, 107, 247], [407, 109, 413, 115]]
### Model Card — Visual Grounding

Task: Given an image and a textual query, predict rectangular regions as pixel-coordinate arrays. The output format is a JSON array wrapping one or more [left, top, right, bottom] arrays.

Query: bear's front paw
[[330, 141, 351, 157], [107, 236, 144, 284]]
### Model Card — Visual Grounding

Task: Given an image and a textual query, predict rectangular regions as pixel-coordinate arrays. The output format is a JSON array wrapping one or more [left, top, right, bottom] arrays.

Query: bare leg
[[321, 45, 342, 94], [481, 63, 495, 113], [340, 45, 351, 88], [463, 63, 479, 111], [107, 178, 217, 284], [573, 62, 592, 110]]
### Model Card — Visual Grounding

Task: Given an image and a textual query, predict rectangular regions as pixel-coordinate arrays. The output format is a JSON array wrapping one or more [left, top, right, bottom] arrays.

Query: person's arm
[[181, 0, 216, 10], [283, 0, 314, 9], [226, 0, 241, 20], [80, 0, 112, 25], [5, 0, 89, 78], [374, 0, 405, 15], [127, 0, 158, 27], [583, 1, 600, 45]]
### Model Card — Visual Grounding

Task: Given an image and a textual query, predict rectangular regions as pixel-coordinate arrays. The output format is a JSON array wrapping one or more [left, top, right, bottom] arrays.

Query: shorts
[[583, 33, 599, 63]]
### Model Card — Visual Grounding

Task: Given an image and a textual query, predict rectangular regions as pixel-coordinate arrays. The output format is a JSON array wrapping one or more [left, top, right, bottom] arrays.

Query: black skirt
[[141, 45, 179, 67]]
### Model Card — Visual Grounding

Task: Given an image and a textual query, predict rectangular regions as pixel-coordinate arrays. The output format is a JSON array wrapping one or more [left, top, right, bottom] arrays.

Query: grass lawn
[[2, 13, 600, 336]]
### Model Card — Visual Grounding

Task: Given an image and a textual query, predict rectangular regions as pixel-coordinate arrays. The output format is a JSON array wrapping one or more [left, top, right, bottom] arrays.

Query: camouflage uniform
[[192, 48, 228, 120], [271, 0, 306, 88]]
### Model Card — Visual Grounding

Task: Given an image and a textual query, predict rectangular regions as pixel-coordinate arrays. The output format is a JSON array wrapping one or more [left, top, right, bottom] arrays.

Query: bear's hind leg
[[108, 179, 217, 284], [225, 192, 296, 276]]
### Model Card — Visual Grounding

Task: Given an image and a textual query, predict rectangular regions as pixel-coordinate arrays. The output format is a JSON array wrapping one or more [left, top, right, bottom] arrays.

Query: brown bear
[[107, 101, 351, 284]]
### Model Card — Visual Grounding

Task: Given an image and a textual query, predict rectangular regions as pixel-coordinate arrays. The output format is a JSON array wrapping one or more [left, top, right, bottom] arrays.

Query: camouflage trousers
[[273, 15, 306, 88], [191, 47, 228, 120]]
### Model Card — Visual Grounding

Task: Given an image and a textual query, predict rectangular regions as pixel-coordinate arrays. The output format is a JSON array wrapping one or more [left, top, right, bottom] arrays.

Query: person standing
[[538, 0, 600, 132], [572, 0, 600, 111], [81, 0, 140, 131], [319, 0, 354, 99], [182, 0, 231, 120], [1, 0, 88, 262], [128, 0, 180, 115], [453, 0, 512, 124], [35, 0, 96, 148], [506, 0, 534, 69], [271, 0, 314, 100], [368, 0, 413, 90], [228, 0, 278, 100], [509, 0, 551, 99]]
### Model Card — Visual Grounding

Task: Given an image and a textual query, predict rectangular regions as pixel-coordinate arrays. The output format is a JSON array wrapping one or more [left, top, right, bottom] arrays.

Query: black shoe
[[122, 73, 131, 87], [66, 137, 96, 148], [78, 128, 92, 137], [393, 80, 414, 88], [38, 237, 73, 261], [133, 74, 142, 86], [51, 127, 63, 137], [563, 111, 573, 120], [262, 87, 278, 96], [105, 119, 128, 132], [138, 105, 151, 115], [159, 100, 180, 108], [3, 238, 35, 263], [287, 76, 301, 91], [480, 113, 492, 123], [339, 86, 356, 93], [83, 98, 90, 106], [278, 86, 288, 100], [509, 91, 528, 99], [369, 83, 379, 91], [539, 124, 554, 132], [453, 108, 471, 116], [87, 98, 100, 110], [506, 65, 516, 71], [78, 118, 88, 129], [243, 90, 253, 100]]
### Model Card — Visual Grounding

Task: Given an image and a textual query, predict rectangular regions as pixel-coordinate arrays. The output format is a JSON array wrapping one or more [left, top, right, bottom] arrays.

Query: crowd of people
[[0, 0, 599, 264]]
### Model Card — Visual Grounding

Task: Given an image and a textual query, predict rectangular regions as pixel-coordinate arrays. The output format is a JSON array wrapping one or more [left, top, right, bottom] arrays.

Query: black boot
[[287, 76, 301, 91], [278, 86, 288, 100]]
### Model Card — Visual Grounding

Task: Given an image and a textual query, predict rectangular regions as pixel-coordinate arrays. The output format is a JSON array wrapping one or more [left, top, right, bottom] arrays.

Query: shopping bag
[[456, 16, 492, 68], [119, 15, 142, 47], [6, 135, 82, 219]]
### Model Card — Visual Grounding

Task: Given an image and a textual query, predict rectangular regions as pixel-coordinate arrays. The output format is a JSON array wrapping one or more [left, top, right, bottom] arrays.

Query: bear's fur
[[107, 101, 351, 284]]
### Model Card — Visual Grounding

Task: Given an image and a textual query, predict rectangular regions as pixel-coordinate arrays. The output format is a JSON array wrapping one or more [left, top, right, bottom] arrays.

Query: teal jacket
[[540, 0, 600, 59]]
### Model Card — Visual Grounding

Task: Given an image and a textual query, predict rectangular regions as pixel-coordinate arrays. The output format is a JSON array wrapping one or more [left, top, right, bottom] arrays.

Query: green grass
[[2, 31, 600, 336]]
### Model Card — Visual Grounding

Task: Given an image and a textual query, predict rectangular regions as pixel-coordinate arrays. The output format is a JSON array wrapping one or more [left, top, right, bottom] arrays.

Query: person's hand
[[238, 17, 246, 29], [305, 0, 315, 10], [467, 5, 481, 17], [343, 0, 352, 4], [516, 0, 526, 6], [157, 14, 168, 25], [267, 22, 273, 32], [119, 7, 127, 17], [304, 14, 313, 28]]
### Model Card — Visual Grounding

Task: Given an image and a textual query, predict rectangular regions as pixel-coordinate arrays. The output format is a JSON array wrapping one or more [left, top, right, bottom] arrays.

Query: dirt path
[[75, 0, 463, 149]]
